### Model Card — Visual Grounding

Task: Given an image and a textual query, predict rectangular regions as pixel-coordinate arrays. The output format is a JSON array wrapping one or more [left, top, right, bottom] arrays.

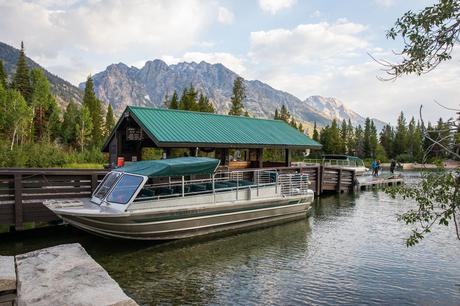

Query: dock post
[[13, 174, 23, 231], [316, 165, 321, 196], [337, 168, 342, 193]]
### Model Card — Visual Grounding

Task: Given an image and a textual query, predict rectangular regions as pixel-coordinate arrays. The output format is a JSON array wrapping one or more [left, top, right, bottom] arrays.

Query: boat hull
[[54, 196, 313, 240]]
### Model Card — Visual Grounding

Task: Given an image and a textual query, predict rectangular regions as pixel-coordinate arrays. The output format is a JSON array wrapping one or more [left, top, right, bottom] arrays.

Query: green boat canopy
[[115, 157, 220, 177]]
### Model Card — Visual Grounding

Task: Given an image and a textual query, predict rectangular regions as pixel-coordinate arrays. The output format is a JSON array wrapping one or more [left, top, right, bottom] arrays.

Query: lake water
[[1, 190, 460, 305]]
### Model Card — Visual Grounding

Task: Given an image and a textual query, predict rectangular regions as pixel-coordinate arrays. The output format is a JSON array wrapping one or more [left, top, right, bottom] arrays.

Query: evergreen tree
[[30, 69, 59, 141], [354, 125, 364, 158], [274, 108, 279, 120], [394, 111, 408, 156], [380, 124, 394, 158], [197, 92, 214, 113], [289, 117, 297, 129], [363, 118, 372, 157], [179, 85, 198, 111], [61, 100, 79, 146], [82, 76, 103, 147], [229, 76, 246, 116], [370, 120, 378, 158], [279, 104, 290, 122], [298, 122, 304, 133], [0, 60, 7, 88], [104, 104, 115, 137], [340, 119, 348, 154], [244, 111, 249, 117], [346, 119, 355, 155], [312, 121, 319, 142], [169, 91, 179, 109], [12, 42, 32, 103]]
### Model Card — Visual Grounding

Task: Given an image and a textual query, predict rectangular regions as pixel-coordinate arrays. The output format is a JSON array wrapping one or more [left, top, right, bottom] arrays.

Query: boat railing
[[278, 173, 310, 196], [135, 168, 299, 203], [301, 159, 363, 167]]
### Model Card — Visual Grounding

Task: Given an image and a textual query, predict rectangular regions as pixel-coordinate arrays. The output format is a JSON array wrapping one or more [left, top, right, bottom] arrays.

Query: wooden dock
[[0, 166, 401, 231], [356, 174, 404, 191]]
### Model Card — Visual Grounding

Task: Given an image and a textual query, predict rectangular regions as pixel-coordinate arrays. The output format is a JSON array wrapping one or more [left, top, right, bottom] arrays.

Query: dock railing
[[0, 165, 356, 230]]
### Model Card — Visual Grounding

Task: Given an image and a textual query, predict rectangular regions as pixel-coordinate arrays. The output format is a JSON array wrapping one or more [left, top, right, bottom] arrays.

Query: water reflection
[[1, 191, 459, 305]]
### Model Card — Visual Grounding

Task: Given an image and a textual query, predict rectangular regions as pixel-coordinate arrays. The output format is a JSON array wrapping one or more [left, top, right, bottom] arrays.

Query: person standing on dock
[[371, 160, 378, 177], [390, 159, 396, 174]]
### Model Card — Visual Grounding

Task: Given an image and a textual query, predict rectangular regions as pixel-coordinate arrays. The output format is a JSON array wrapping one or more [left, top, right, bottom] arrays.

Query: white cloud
[[217, 6, 234, 24], [0, 0, 214, 83], [161, 52, 247, 75], [249, 20, 368, 66], [258, 0, 296, 14]]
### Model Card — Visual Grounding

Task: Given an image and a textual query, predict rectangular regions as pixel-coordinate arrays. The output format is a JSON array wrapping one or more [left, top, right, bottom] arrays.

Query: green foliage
[[312, 121, 319, 142], [228, 76, 246, 116], [82, 76, 104, 147], [278, 105, 290, 122], [104, 104, 115, 137], [169, 91, 179, 109], [12, 42, 32, 102], [385, 0, 460, 78], [386, 170, 460, 246], [30, 69, 60, 141], [197, 92, 215, 113], [76, 105, 93, 152], [0, 60, 7, 88]]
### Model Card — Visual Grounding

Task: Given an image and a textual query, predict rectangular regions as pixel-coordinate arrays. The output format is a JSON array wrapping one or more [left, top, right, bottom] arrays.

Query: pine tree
[[104, 104, 115, 137], [312, 121, 319, 142], [298, 122, 304, 133], [0, 60, 7, 88], [169, 91, 179, 109], [346, 119, 355, 155], [279, 104, 290, 122], [228, 76, 246, 116], [363, 118, 372, 157], [179, 85, 198, 111], [12, 42, 32, 103], [274, 108, 279, 120], [380, 124, 394, 158], [394, 111, 408, 156], [289, 117, 297, 129], [82, 76, 103, 147], [370, 120, 378, 158], [197, 92, 214, 113], [61, 100, 79, 146], [354, 125, 364, 158], [30, 69, 59, 141], [340, 119, 348, 154]]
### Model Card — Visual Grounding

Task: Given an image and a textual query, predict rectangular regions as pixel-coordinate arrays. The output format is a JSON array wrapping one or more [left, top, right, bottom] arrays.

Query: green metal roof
[[105, 106, 321, 149], [116, 157, 220, 177]]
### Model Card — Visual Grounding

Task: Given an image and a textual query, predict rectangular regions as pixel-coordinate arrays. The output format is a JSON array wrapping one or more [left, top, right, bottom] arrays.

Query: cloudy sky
[[0, 0, 458, 123]]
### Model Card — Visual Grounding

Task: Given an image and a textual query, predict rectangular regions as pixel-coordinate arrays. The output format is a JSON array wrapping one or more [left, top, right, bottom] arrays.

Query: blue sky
[[0, 0, 458, 124]]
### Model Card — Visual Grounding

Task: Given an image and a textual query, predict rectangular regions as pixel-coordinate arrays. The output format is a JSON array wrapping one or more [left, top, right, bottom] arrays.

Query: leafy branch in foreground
[[386, 170, 460, 246], [376, 0, 460, 80]]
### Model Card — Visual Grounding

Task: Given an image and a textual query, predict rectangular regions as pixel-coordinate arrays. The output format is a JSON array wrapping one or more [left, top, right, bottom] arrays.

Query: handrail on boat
[[135, 168, 309, 204]]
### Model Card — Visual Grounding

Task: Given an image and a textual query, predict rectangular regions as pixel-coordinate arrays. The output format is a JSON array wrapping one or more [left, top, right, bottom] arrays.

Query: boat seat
[[138, 188, 154, 198], [190, 184, 207, 192], [156, 187, 174, 196]]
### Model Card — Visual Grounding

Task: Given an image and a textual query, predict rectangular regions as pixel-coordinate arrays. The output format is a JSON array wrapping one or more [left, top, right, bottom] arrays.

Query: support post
[[257, 148, 264, 168], [181, 176, 185, 197], [337, 168, 342, 192], [316, 165, 321, 196], [91, 174, 98, 193], [285, 148, 291, 167], [14, 174, 23, 231]]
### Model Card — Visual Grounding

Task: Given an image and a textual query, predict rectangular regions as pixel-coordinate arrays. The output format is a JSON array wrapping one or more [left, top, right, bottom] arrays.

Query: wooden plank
[[22, 187, 92, 195]]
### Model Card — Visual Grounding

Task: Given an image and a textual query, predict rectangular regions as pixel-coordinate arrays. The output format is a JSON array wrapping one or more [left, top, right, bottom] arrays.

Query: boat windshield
[[106, 174, 144, 205], [93, 172, 122, 200]]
